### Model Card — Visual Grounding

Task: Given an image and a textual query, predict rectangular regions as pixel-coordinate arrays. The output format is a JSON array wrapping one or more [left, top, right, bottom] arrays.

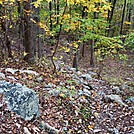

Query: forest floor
[[0, 44, 134, 134]]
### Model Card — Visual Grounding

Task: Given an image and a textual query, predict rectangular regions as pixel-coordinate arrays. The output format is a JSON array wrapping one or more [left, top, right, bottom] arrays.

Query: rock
[[23, 127, 31, 134], [83, 85, 91, 90], [0, 72, 5, 80], [88, 71, 97, 77], [76, 71, 82, 75], [79, 96, 89, 103], [36, 77, 43, 83], [66, 66, 77, 72], [20, 70, 39, 76], [78, 90, 84, 96], [93, 129, 102, 133], [83, 83, 94, 90], [48, 88, 61, 96], [44, 83, 56, 89], [81, 80, 88, 86], [59, 82, 65, 86], [1, 81, 40, 120], [72, 74, 81, 84], [120, 84, 129, 90], [7, 76, 17, 81], [0, 81, 11, 93], [40, 121, 60, 134], [112, 86, 123, 94], [55, 60, 64, 71], [0, 103, 3, 108], [107, 127, 120, 134], [4, 68, 39, 76], [125, 97, 134, 103], [80, 74, 92, 80], [83, 89, 91, 97], [129, 131, 134, 134], [105, 94, 127, 106], [78, 89, 91, 97], [98, 80, 105, 83], [5, 68, 18, 74], [125, 77, 131, 81], [98, 90, 105, 97]]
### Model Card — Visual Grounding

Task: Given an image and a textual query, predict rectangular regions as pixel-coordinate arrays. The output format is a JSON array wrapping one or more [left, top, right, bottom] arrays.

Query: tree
[[107, 0, 117, 36], [23, 0, 35, 62], [120, 0, 127, 35]]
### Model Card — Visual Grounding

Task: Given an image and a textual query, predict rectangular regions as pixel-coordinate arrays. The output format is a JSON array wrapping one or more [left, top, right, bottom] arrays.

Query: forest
[[0, 0, 134, 133]]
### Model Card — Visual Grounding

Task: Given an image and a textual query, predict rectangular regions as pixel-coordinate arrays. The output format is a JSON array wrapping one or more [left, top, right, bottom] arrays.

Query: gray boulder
[[0, 81, 11, 93], [0, 81, 40, 120]]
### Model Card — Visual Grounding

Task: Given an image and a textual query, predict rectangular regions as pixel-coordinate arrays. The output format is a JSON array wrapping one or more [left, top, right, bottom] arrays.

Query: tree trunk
[[23, 0, 34, 63], [90, 40, 94, 67], [107, 0, 117, 36], [90, 12, 97, 67], [72, 50, 79, 71], [57, 0, 59, 24], [32, 3, 43, 58], [120, 0, 127, 35], [0, 5, 12, 58], [49, 1, 52, 31]]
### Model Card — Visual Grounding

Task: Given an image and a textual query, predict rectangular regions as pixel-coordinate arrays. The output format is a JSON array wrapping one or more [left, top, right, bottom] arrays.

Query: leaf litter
[[0, 52, 134, 134]]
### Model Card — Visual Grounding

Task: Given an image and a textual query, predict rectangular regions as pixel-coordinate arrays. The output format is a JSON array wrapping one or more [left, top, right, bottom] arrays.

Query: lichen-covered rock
[[0, 81, 11, 93], [0, 81, 40, 120]]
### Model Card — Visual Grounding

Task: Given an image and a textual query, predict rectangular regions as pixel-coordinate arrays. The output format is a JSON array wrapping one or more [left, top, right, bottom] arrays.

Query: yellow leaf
[[73, 43, 79, 48], [124, 21, 132, 25], [65, 47, 70, 53], [67, 0, 74, 5], [111, 49, 117, 54], [4, 60, 8, 65], [88, 125, 94, 130], [94, 112, 99, 117], [78, 40, 81, 43], [59, 93, 66, 98], [69, 44, 73, 47], [46, 0, 52, 2], [53, 57, 58, 60], [28, 75, 33, 80], [84, 129, 88, 133], [81, 96, 86, 99], [24, 9, 31, 13], [33, 2, 39, 8], [9, 25, 12, 28], [23, 52, 28, 56], [59, 56, 63, 59], [70, 86, 75, 90]]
